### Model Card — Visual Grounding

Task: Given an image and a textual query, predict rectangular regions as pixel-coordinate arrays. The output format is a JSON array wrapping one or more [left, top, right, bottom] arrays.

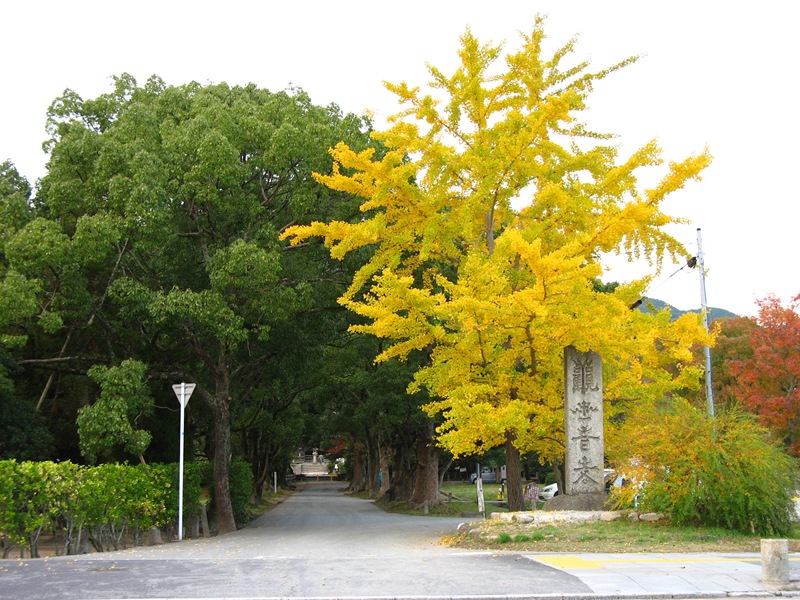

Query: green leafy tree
[[0, 163, 56, 461], [310, 327, 440, 503], [0, 161, 37, 375], [0, 160, 33, 260], [0, 378, 54, 461], [77, 359, 153, 464], [284, 21, 712, 509], [8, 75, 376, 532]]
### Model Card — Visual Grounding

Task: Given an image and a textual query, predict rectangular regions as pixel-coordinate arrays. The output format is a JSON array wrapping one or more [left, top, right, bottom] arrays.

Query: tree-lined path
[[0, 482, 587, 599]]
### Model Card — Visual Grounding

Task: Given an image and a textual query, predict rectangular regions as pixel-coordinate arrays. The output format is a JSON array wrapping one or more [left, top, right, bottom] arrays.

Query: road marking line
[[533, 556, 605, 568], [599, 557, 800, 563], [531, 555, 800, 568]]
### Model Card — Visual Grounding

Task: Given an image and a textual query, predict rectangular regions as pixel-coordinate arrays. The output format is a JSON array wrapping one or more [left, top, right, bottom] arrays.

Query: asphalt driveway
[[0, 481, 587, 599]]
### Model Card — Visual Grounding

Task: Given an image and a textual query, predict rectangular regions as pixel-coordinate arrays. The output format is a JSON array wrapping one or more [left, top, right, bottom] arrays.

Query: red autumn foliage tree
[[709, 316, 757, 409], [730, 294, 800, 455]]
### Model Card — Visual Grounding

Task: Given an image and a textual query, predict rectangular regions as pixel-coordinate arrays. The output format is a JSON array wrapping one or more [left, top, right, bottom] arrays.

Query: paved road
[[0, 481, 588, 599], [3, 482, 799, 599]]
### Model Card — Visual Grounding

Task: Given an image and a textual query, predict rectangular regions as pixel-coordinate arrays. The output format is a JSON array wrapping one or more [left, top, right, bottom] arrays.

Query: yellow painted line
[[602, 557, 742, 563], [532, 555, 800, 568], [602, 557, 800, 564], [534, 556, 605, 569]]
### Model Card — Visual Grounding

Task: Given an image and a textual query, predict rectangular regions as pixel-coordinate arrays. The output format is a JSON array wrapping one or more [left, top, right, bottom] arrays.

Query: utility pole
[[696, 228, 715, 417]]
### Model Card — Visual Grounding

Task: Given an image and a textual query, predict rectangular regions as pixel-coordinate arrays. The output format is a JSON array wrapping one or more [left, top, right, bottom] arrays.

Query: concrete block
[[761, 538, 789, 586]]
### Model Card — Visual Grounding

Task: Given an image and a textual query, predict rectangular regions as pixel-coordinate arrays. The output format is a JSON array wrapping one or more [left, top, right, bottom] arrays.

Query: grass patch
[[441, 482, 503, 500], [246, 487, 296, 519], [439, 481, 545, 514], [377, 498, 507, 517], [374, 483, 508, 518], [447, 517, 800, 553], [364, 483, 800, 553], [372, 481, 513, 517]]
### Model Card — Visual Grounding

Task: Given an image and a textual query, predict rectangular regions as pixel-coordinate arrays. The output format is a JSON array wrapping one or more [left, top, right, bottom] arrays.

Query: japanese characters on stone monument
[[564, 346, 604, 495]]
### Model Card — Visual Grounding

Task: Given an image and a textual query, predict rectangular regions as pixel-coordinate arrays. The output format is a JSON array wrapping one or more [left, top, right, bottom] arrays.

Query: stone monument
[[565, 345, 604, 495], [545, 345, 607, 511]]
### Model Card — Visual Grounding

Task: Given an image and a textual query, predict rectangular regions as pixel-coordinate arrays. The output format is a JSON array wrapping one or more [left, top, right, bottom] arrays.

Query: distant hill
[[639, 298, 737, 322]]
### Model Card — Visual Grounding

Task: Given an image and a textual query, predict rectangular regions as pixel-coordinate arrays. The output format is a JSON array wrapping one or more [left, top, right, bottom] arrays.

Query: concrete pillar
[[148, 526, 163, 546], [761, 538, 789, 586], [200, 503, 210, 538]]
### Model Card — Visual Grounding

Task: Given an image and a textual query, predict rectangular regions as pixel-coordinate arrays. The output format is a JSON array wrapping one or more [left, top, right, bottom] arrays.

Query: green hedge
[[0, 460, 203, 558], [229, 459, 254, 527]]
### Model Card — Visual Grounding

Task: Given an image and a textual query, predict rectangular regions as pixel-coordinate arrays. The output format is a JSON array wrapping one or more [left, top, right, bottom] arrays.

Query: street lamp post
[[172, 382, 196, 541]]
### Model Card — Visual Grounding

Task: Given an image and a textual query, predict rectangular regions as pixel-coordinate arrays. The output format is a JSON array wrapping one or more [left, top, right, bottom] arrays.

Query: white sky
[[2, 1, 797, 317]]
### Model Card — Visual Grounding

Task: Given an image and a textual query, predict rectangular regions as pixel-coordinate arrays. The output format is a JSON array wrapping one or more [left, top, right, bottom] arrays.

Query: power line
[[628, 257, 697, 310]]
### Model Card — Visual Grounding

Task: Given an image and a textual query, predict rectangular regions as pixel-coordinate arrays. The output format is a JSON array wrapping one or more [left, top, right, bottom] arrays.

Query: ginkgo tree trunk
[[283, 18, 713, 510]]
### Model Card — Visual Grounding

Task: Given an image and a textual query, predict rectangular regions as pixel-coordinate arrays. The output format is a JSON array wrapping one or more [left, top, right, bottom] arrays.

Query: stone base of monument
[[543, 492, 611, 511]]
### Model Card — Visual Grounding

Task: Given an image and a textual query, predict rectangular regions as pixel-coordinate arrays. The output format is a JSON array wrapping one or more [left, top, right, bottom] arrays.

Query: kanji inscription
[[564, 346, 604, 495]]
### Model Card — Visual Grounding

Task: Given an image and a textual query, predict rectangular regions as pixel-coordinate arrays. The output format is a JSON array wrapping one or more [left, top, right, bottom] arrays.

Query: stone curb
[[486, 510, 665, 526], [134, 593, 800, 600]]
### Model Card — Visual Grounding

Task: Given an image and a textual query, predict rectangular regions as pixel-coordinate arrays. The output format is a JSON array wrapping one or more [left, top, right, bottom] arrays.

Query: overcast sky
[[2, 1, 797, 317]]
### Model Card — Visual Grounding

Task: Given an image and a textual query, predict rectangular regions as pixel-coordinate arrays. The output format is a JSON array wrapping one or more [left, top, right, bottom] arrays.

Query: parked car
[[470, 468, 498, 484], [539, 482, 558, 499], [605, 470, 625, 491], [540, 469, 621, 500]]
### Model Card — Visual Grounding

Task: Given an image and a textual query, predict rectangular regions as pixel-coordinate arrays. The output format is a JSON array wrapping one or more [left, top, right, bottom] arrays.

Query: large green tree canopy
[[2, 75, 377, 532]]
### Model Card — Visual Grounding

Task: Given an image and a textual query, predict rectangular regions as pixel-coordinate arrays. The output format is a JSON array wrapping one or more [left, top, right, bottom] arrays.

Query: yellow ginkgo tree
[[283, 19, 713, 509]]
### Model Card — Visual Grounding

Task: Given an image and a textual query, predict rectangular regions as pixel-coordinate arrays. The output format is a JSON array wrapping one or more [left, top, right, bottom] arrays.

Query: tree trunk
[[242, 427, 270, 502], [410, 423, 441, 506], [377, 444, 390, 498], [386, 438, 415, 502], [210, 396, 237, 534], [348, 442, 367, 493], [365, 431, 380, 498], [439, 456, 453, 488], [505, 431, 524, 512]]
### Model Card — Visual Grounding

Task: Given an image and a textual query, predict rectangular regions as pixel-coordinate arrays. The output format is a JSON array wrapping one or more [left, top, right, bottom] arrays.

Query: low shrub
[[229, 459, 254, 527], [0, 459, 204, 558], [609, 400, 797, 536]]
